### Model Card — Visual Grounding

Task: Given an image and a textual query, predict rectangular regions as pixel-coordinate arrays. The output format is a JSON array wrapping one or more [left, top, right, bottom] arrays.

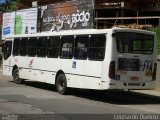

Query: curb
[[131, 90, 160, 101]]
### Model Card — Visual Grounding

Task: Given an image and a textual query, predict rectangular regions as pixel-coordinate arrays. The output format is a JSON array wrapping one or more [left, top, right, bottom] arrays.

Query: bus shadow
[[23, 81, 57, 91], [70, 89, 160, 105], [9, 80, 56, 92], [13, 80, 160, 105]]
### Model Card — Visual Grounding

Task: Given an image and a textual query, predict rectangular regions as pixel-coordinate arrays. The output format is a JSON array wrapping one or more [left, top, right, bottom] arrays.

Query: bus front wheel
[[56, 74, 68, 95], [13, 68, 23, 84]]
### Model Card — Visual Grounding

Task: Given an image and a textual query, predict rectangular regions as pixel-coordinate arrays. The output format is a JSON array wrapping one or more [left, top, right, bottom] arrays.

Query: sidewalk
[[132, 90, 160, 98], [158, 55, 160, 61]]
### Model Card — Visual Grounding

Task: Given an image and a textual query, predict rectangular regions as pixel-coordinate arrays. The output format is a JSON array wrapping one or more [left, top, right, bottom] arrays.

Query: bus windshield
[[116, 32, 154, 55]]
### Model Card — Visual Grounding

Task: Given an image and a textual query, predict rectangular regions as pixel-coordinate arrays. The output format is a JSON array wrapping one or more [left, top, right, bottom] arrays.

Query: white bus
[[3, 28, 157, 94]]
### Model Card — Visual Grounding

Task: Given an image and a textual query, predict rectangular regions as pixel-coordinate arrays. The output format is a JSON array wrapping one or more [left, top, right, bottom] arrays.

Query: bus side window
[[13, 38, 20, 56], [89, 34, 106, 61], [28, 37, 37, 57], [75, 35, 88, 60], [60, 36, 74, 59], [4, 41, 12, 60], [37, 37, 47, 57], [48, 36, 60, 58], [20, 38, 28, 56]]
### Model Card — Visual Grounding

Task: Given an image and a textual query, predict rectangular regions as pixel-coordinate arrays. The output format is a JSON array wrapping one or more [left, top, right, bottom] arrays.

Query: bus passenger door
[[3, 41, 13, 76]]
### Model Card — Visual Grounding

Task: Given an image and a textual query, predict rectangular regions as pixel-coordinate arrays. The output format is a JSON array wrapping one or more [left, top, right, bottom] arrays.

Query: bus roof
[[5, 27, 156, 39]]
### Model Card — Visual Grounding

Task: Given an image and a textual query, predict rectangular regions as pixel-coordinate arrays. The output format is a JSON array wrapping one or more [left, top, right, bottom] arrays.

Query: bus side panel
[[61, 59, 103, 90], [25, 57, 36, 81], [12, 56, 28, 79], [45, 58, 61, 84], [65, 59, 84, 88], [34, 57, 46, 83], [59, 59, 84, 88], [3, 56, 12, 76], [83, 61, 102, 89], [19, 68, 29, 80], [83, 77, 102, 90], [3, 64, 12, 76], [45, 72, 56, 84], [65, 74, 84, 88]]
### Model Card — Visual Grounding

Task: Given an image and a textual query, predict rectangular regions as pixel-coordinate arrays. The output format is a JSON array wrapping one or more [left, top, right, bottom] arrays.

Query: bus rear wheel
[[56, 74, 68, 95], [13, 68, 23, 84]]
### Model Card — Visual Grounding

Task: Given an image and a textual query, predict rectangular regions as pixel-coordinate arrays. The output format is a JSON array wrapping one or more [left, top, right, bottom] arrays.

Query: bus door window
[[4, 41, 12, 60], [13, 38, 20, 56], [89, 34, 106, 61], [60, 36, 74, 59]]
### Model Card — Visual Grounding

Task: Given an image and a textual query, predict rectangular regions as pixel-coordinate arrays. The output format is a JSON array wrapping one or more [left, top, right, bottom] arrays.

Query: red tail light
[[152, 63, 157, 81], [109, 61, 115, 79]]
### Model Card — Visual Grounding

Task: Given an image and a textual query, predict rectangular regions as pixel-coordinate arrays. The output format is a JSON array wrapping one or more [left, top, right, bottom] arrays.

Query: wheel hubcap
[[14, 72, 19, 81], [58, 80, 64, 91]]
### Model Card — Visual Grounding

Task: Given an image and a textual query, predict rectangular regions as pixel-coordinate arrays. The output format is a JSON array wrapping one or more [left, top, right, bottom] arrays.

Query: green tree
[[150, 27, 160, 54], [0, 0, 19, 13]]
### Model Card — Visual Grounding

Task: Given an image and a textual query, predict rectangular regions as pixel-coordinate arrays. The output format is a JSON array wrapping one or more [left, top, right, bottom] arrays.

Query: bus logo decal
[[29, 58, 34, 66]]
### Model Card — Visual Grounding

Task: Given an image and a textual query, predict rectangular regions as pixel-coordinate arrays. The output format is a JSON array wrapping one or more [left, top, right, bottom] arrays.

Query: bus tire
[[13, 68, 23, 84], [56, 74, 68, 95]]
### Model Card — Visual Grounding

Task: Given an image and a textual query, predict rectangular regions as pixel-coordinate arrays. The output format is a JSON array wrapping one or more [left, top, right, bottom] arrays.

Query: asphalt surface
[[156, 61, 160, 89]]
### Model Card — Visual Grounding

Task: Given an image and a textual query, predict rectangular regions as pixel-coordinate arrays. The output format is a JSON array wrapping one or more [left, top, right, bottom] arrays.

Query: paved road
[[0, 71, 160, 120]]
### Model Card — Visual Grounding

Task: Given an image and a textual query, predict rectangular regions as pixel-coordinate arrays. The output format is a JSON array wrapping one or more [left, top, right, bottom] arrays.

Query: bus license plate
[[130, 76, 139, 81]]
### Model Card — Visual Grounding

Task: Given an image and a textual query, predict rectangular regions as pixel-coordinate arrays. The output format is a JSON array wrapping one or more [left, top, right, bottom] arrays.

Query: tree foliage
[[0, 0, 19, 13], [150, 27, 160, 53]]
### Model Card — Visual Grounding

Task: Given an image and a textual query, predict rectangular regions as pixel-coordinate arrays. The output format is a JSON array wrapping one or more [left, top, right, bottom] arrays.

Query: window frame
[[47, 36, 61, 58], [116, 32, 154, 55], [60, 35, 74, 59], [28, 37, 38, 57], [19, 37, 28, 56], [74, 35, 89, 60], [37, 37, 48, 57], [88, 34, 106, 61]]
